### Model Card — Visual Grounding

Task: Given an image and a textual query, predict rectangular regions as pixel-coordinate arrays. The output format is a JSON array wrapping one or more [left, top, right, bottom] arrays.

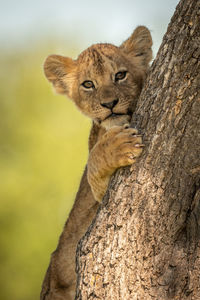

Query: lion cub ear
[[44, 55, 77, 96], [120, 26, 152, 68]]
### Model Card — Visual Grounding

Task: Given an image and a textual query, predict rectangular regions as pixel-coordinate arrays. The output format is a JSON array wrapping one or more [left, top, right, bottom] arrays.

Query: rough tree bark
[[75, 0, 200, 299]]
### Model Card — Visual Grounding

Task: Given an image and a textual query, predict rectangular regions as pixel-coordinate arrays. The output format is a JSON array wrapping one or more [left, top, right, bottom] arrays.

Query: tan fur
[[41, 26, 152, 299]]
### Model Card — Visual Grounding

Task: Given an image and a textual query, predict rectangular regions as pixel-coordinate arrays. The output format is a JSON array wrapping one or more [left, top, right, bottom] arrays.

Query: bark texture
[[76, 0, 200, 299]]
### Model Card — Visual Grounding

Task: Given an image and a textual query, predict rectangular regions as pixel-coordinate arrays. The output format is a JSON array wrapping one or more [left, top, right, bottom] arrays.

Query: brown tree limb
[[76, 0, 200, 299]]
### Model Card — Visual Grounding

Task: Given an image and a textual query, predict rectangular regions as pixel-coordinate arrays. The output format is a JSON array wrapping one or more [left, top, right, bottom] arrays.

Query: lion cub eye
[[81, 81, 95, 89], [115, 71, 127, 82]]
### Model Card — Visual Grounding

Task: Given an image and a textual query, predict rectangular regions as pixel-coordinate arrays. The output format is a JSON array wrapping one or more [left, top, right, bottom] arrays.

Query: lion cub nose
[[101, 99, 119, 109]]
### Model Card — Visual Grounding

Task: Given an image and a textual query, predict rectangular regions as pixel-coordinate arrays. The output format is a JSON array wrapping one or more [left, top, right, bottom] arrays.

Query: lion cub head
[[44, 26, 152, 129]]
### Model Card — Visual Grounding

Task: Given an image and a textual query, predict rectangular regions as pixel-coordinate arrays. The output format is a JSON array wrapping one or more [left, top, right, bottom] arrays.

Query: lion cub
[[41, 26, 152, 299]]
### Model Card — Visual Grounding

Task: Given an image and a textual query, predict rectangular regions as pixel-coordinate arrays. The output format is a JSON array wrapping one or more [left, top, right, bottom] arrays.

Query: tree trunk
[[75, 0, 200, 299]]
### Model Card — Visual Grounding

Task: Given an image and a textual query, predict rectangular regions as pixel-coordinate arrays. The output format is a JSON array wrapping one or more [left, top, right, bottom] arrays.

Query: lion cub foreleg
[[87, 125, 144, 202]]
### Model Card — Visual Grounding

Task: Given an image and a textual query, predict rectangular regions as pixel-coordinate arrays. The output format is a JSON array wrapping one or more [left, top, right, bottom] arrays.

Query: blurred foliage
[[0, 45, 90, 300]]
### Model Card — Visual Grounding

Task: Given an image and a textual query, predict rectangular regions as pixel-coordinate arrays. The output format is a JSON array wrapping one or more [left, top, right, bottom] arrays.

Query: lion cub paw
[[87, 124, 144, 201], [101, 124, 144, 170]]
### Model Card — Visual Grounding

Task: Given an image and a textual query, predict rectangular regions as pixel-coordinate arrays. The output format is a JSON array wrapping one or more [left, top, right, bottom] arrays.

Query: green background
[[0, 46, 90, 300]]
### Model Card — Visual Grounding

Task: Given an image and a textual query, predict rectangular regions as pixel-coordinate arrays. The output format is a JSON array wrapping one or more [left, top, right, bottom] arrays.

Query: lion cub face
[[44, 26, 152, 129]]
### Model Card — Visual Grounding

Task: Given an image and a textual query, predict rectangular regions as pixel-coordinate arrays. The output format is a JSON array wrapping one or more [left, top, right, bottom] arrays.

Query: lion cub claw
[[87, 125, 144, 202]]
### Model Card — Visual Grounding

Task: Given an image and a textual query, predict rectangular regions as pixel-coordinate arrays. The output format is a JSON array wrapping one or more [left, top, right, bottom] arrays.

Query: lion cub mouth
[[104, 112, 125, 120], [101, 113, 131, 130]]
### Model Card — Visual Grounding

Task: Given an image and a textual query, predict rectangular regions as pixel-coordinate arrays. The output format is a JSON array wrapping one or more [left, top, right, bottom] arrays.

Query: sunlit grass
[[0, 46, 90, 300]]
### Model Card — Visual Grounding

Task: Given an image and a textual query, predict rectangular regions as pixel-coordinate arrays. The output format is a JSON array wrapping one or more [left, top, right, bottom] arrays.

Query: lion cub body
[[41, 26, 152, 299]]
